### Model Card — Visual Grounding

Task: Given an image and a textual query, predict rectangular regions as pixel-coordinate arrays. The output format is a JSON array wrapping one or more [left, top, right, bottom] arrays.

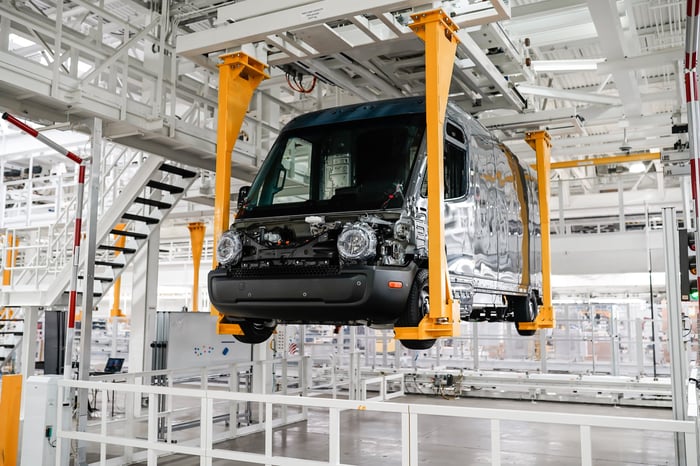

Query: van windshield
[[239, 114, 425, 218]]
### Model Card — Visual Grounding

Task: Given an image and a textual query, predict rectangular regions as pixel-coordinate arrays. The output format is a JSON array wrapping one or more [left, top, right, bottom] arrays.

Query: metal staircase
[[0, 149, 198, 311], [0, 307, 24, 373]]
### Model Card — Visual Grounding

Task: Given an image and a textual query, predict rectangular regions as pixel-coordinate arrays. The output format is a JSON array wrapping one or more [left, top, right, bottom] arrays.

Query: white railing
[[55, 374, 698, 466], [360, 373, 405, 401], [159, 238, 214, 264], [0, 145, 164, 295], [0, 171, 77, 228]]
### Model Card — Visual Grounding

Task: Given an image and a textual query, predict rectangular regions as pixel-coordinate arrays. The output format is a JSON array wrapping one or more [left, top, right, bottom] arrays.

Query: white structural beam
[[480, 107, 584, 132], [455, 30, 526, 110], [516, 84, 621, 106], [586, 0, 642, 117], [597, 47, 683, 74], [176, 0, 429, 56]]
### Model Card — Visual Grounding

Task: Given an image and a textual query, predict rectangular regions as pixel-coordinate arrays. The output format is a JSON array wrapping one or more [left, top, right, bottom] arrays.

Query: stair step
[[111, 228, 148, 239], [159, 163, 197, 179], [133, 197, 172, 209], [1, 344, 15, 348], [98, 244, 137, 254], [79, 275, 114, 283], [0, 331, 23, 336], [0, 319, 24, 322], [63, 290, 103, 297], [147, 180, 184, 194], [94, 260, 125, 269], [122, 212, 160, 225]]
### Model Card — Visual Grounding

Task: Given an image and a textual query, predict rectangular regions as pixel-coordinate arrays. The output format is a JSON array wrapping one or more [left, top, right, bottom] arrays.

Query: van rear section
[[208, 96, 542, 347]]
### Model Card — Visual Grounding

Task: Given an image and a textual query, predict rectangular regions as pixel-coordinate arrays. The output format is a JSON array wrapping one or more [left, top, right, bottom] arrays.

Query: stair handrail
[[99, 143, 148, 216], [0, 145, 164, 293], [43, 154, 165, 307]]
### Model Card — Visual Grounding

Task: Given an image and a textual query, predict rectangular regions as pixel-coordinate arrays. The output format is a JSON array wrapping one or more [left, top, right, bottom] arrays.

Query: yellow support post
[[212, 52, 269, 334], [520, 131, 555, 331], [111, 224, 127, 318], [0, 374, 22, 466], [394, 9, 461, 341], [188, 222, 206, 312], [3, 234, 18, 286]]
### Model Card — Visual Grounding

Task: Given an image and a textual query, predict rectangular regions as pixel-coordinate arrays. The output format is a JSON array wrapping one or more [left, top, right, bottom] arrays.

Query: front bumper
[[208, 263, 417, 324]]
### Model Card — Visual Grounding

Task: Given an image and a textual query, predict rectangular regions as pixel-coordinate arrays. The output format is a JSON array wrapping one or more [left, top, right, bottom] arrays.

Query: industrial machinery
[[208, 97, 542, 349]]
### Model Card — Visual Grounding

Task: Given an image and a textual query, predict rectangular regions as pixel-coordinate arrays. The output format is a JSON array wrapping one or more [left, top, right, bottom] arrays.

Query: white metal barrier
[[55, 376, 698, 466], [360, 373, 405, 401]]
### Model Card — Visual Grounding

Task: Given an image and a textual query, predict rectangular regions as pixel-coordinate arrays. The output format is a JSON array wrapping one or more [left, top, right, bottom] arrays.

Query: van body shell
[[208, 97, 542, 327]]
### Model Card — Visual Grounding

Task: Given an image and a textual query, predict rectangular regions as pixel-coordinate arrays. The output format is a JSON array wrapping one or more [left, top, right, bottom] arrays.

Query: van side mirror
[[237, 186, 250, 209]]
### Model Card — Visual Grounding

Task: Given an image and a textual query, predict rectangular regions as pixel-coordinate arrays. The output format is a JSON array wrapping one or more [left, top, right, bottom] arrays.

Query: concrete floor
[[140, 395, 680, 466]]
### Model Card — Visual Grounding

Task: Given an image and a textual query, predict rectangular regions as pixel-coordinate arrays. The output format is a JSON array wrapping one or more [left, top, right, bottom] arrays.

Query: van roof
[[283, 96, 426, 131]]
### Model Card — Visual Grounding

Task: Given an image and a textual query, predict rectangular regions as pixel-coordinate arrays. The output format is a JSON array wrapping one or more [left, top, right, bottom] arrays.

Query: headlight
[[217, 231, 242, 265], [337, 222, 377, 261]]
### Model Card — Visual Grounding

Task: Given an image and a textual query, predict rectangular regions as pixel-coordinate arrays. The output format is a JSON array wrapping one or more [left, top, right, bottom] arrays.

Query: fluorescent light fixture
[[530, 59, 606, 72], [628, 162, 646, 174]]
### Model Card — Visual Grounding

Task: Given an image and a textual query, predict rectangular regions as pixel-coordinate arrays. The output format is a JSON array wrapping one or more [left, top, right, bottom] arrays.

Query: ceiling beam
[[516, 84, 621, 106], [176, 0, 428, 56], [586, 0, 642, 117]]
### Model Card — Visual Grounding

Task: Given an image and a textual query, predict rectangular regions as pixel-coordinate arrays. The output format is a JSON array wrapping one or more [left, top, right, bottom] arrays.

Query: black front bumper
[[208, 263, 417, 324]]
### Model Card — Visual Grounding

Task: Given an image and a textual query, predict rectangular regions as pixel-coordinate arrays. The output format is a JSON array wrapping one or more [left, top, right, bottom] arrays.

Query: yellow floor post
[[188, 222, 206, 312], [111, 223, 127, 318], [3, 233, 18, 286], [395, 9, 461, 341], [520, 130, 555, 330], [0, 374, 22, 466], [212, 52, 268, 334]]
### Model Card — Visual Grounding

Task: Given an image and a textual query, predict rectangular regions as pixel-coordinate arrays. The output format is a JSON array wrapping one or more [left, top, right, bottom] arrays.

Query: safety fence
[[55, 374, 698, 466]]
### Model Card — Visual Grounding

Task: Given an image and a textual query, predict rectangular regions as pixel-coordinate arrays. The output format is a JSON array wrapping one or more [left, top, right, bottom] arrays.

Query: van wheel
[[396, 269, 436, 350], [234, 320, 276, 344], [512, 294, 538, 336]]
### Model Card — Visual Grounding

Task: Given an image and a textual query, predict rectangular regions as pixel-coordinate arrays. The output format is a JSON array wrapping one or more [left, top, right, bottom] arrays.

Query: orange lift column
[[188, 221, 205, 312], [212, 52, 269, 334], [0, 374, 22, 466], [520, 131, 555, 331], [395, 9, 461, 342], [110, 224, 127, 318], [2, 233, 18, 286]]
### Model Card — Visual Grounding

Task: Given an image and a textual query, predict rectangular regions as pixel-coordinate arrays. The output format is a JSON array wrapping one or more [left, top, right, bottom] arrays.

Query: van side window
[[421, 122, 468, 199], [268, 136, 313, 204]]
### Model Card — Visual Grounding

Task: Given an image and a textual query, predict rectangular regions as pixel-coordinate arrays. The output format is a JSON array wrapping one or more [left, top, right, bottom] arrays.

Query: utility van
[[208, 97, 542, 348]]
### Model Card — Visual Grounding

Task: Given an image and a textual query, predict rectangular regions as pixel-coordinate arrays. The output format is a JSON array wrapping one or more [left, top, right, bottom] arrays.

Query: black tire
[[234, 320, 276, 344], [513, 294, 538, 336], [396, 269, 436, 350]]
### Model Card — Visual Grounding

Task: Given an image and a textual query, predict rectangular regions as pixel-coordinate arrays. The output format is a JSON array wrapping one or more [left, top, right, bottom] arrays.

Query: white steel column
[[128, 227, 161, 374], [77, 117, 102, 466], [19, 306, 38, 415], [662, 207, 689, 466], [610, 308, 620, 376]]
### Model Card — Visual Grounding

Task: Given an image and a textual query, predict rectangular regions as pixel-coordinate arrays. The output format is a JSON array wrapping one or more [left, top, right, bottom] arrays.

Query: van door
[[471, 130, 497, 283], [443, 121, 470, 275]]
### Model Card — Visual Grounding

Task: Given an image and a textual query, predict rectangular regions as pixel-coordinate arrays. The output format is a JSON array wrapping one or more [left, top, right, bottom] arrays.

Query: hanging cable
[[286, 71, 317, 94]]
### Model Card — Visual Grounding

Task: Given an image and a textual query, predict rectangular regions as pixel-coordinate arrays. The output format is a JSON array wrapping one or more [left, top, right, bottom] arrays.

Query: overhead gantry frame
[[395, 10, 556, 341], [212, 53, 269, 335], [394, 10, 462, 342]]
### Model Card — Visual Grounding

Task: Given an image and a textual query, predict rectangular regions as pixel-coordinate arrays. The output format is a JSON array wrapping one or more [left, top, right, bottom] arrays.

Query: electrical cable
[[286, 72, 317, 94]]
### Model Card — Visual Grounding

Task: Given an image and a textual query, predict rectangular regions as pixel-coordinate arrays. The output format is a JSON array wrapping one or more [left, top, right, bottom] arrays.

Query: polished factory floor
[[144, 395, 679, 466]]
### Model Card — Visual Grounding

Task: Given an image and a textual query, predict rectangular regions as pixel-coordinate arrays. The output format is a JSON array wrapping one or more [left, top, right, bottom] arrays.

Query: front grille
[[229, 265, 340, 279]]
